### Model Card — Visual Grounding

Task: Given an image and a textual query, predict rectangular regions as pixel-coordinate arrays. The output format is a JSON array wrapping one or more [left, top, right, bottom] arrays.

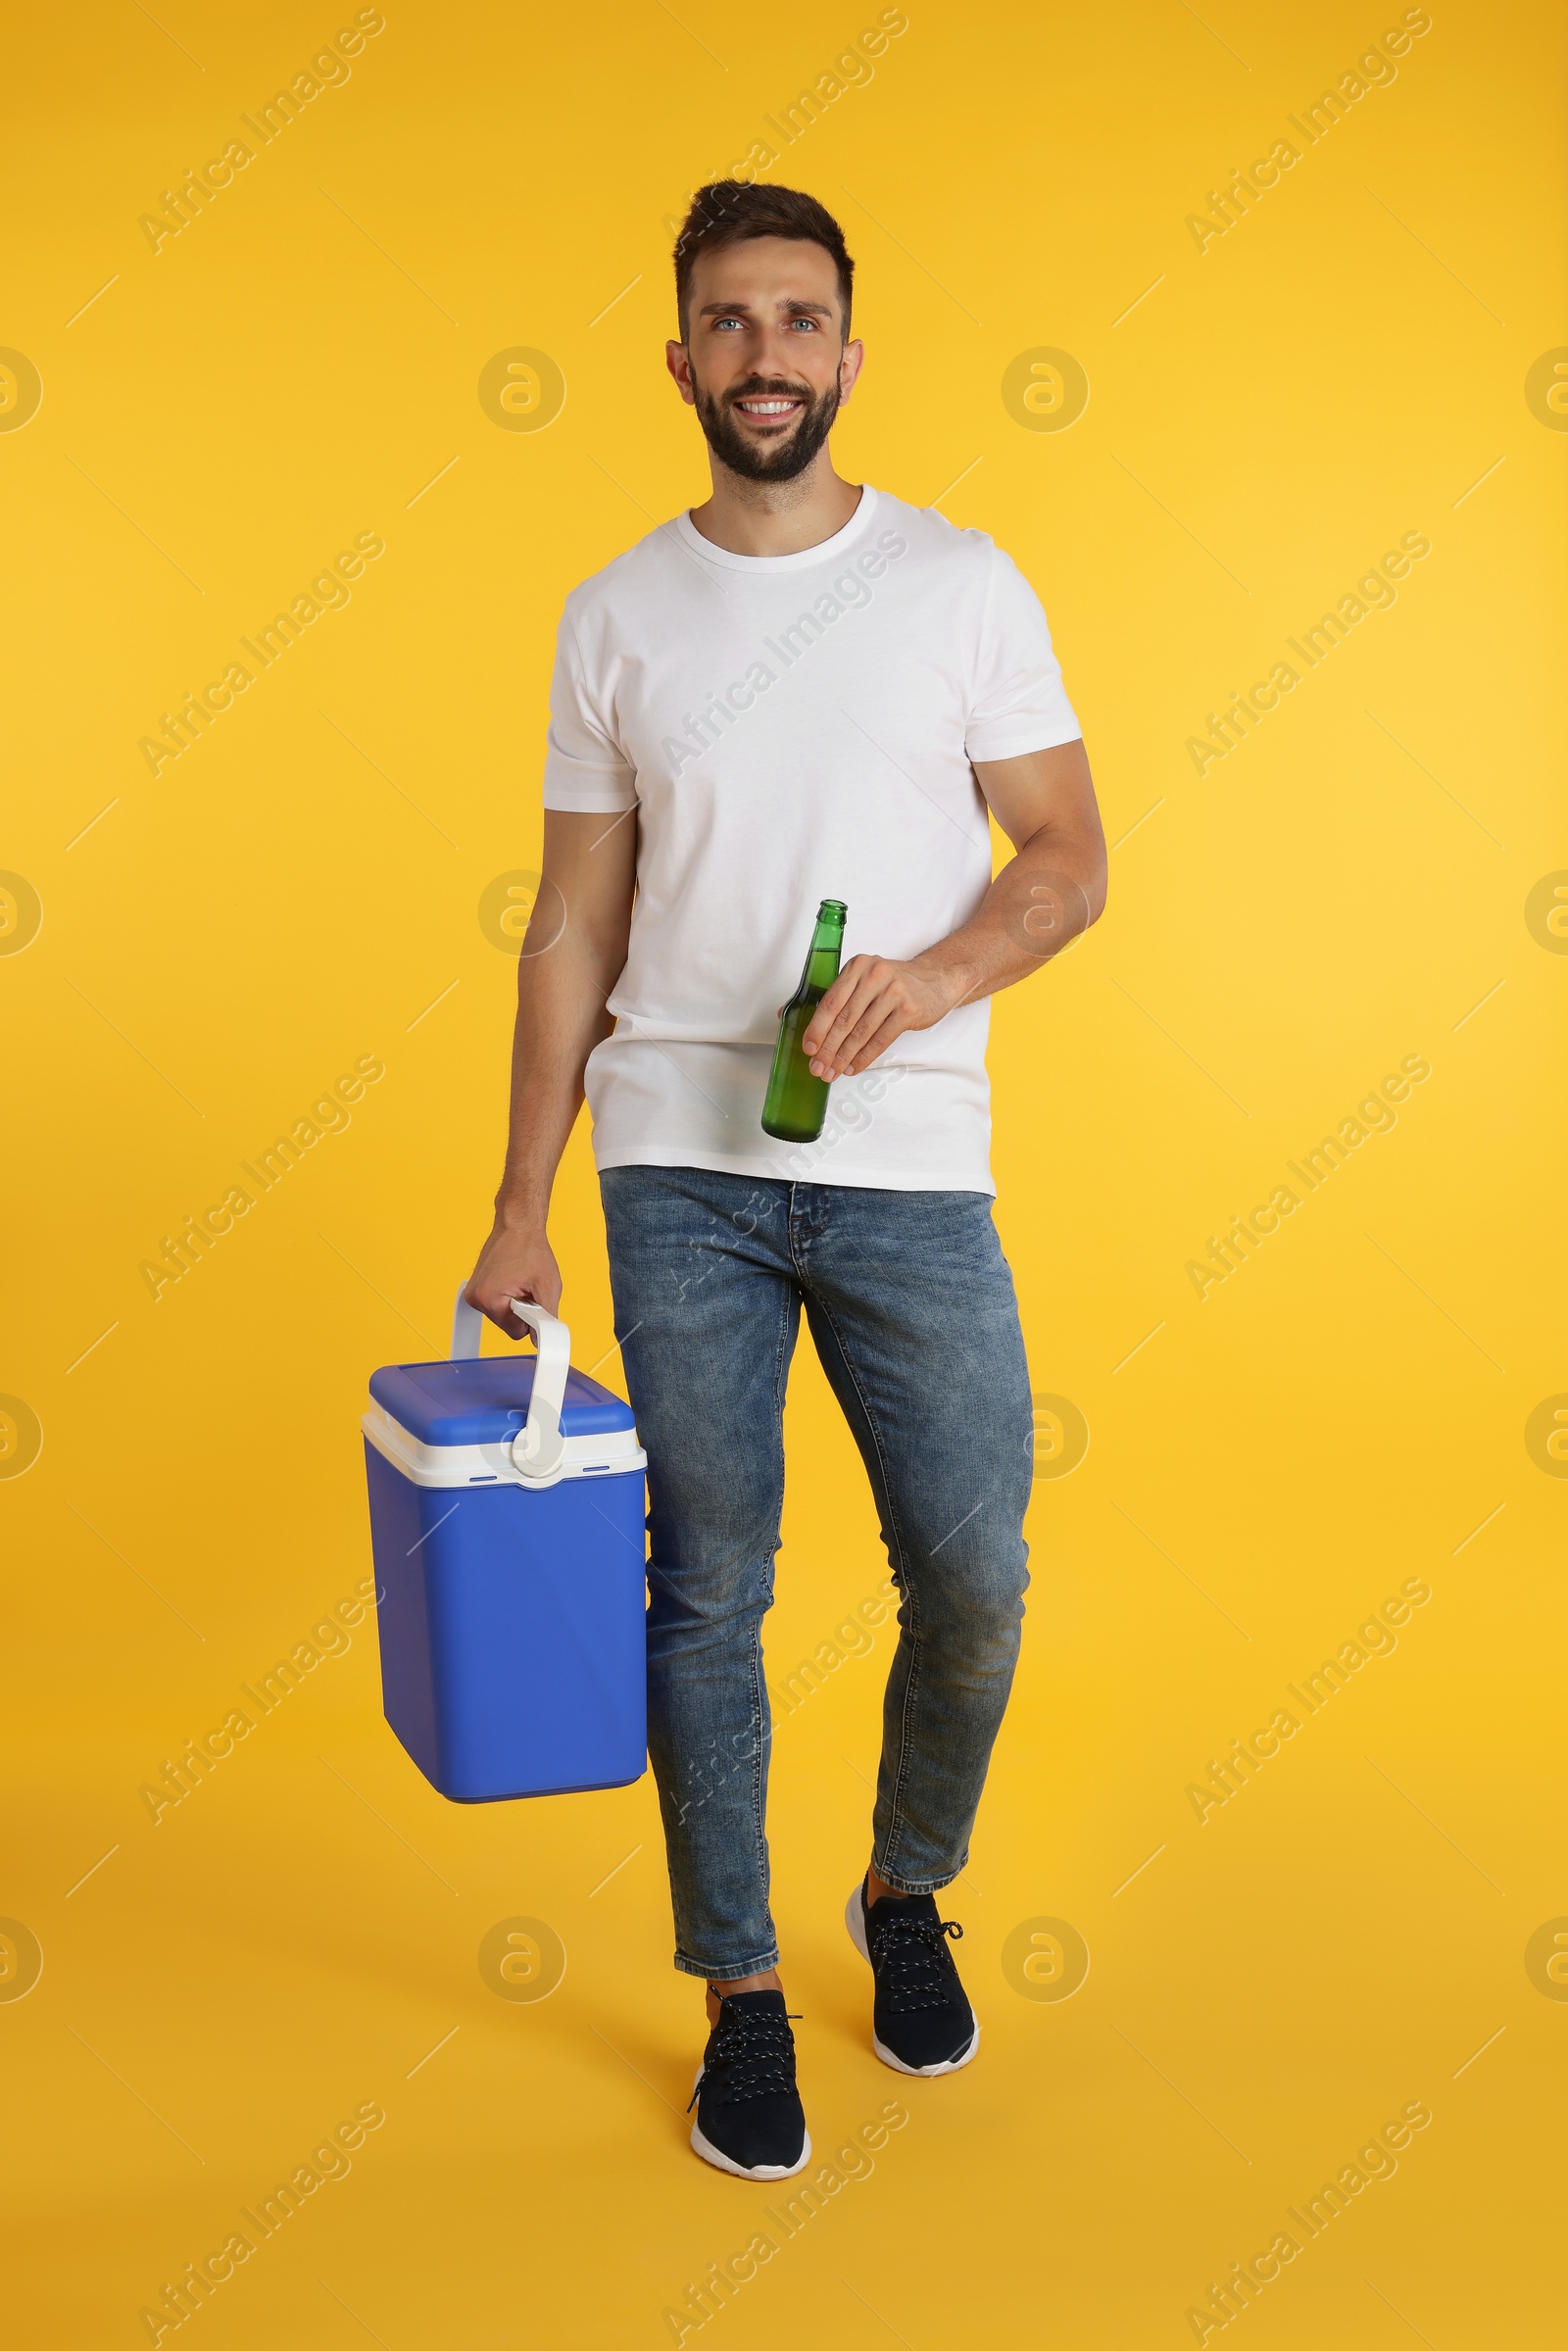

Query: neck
[[687, 451, 862, 558]]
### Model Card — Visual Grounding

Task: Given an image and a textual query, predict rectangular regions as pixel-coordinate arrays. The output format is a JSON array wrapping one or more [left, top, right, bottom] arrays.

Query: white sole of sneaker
[[844, 1886, 981, 2078], [688, 2066, 813, 2181]]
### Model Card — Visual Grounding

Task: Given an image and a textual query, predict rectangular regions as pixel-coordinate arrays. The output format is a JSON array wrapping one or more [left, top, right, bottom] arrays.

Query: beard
[[692, 371, 841, 483]]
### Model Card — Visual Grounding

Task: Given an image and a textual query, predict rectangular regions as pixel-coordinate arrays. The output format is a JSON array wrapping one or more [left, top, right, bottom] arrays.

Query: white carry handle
[[450, 1284, 570, 1484]]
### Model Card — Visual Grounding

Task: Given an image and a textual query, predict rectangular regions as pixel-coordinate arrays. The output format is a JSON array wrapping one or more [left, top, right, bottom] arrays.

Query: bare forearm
[[800, 738, 1107, 1082], [913, 819, 1107, 1011], [488, 810, 637, 1236], [492, 943, 615, 1229]]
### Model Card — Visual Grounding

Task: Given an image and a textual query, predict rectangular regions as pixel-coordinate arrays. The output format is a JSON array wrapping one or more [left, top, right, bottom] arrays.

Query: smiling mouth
[[732, 396, 805, 420]]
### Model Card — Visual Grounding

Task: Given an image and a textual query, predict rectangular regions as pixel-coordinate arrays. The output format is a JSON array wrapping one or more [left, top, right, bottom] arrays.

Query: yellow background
[[4, 0, 1565, 2341]]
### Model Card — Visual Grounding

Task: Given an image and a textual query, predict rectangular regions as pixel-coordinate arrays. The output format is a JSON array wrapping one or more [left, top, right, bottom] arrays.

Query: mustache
[[724, 377, 817, 407]]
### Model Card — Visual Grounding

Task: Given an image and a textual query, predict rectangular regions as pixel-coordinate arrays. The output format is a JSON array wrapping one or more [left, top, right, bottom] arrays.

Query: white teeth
[[739, 400, 797, 414]]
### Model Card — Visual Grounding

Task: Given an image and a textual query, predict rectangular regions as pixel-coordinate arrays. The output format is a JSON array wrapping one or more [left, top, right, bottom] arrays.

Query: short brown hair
[[673, 182, 855, 342]]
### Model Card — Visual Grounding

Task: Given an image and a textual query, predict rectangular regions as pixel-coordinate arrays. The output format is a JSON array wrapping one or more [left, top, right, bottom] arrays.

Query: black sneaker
[[846, 1877, 980, 2076], [687, 1989, 811, 2180]]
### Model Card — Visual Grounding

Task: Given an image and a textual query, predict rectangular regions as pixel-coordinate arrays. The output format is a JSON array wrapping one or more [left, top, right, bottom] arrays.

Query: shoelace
[[868, 1912, 965, 2014], [687, 2006, 801, 2111]]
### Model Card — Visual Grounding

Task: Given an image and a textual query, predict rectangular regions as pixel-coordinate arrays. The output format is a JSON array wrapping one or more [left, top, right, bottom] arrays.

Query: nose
[[747, 323, 810, 383]]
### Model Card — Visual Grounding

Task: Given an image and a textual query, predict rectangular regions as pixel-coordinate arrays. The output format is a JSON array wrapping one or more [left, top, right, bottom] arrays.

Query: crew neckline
[[673, 484, 879, 572]]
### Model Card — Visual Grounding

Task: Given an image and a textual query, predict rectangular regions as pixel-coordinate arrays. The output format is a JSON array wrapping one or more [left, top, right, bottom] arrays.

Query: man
[[466, 181, 1106, 2180]]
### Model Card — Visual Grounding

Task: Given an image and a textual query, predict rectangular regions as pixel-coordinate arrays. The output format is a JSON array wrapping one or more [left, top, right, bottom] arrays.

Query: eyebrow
[[696, 298, 835, 319]]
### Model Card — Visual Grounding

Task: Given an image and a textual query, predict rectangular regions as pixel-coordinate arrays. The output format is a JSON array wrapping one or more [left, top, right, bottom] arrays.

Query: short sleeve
[[541, 607, 638, 812], [963, 543, 1081, 764]]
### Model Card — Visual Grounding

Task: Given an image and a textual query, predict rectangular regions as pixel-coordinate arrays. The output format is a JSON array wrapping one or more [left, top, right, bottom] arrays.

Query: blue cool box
[[362, 1298, 649, 1802]]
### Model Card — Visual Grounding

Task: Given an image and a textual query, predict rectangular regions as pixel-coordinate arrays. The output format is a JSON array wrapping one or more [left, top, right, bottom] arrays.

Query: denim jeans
[[599, 1165, 1034, 1982]]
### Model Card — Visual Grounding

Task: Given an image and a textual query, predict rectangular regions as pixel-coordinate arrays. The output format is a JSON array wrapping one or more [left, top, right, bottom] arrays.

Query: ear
[[838, 336, 865, 404], [665, 339, 697, 405]]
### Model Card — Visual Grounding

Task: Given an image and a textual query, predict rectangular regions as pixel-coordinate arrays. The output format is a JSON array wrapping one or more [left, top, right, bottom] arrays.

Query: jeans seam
[[805, 1288, 923, 1869], [869, 1861, 964, 1898], [673, 1944, 782, 1982], [743, 1271, 795, 1956]]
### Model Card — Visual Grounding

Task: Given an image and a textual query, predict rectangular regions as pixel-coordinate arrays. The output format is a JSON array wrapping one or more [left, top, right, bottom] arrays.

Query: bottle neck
[[799, 911, 843, 999]]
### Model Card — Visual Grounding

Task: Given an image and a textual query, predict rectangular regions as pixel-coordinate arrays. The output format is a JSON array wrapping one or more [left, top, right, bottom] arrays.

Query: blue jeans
[[599, 1166, 1034, 1982]]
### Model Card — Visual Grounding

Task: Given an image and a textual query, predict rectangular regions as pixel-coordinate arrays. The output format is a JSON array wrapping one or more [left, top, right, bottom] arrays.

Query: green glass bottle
[[761, 899, 847, 1142]]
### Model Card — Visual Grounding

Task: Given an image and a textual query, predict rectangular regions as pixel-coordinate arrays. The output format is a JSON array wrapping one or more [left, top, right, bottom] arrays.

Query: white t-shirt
[[542, 485, 1080, 1196]]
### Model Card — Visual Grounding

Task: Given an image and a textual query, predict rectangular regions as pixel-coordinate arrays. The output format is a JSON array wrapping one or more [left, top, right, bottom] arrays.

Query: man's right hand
[[465, 1218, 564, 1338]]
